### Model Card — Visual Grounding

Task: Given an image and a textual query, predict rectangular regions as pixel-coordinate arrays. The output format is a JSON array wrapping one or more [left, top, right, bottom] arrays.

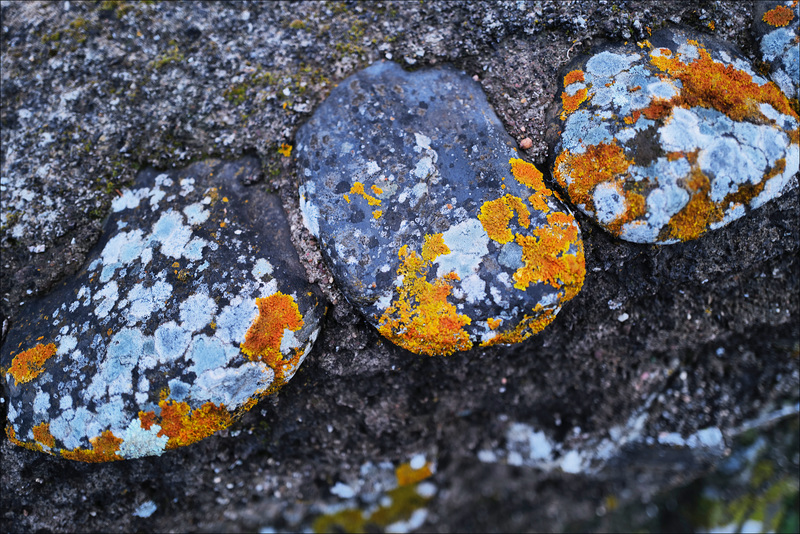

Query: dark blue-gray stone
[[296, 61, 585, 356]]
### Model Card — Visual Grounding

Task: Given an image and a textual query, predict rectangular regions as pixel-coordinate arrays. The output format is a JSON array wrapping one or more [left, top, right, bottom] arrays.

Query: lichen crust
[[1, 158, 325, 461], [755, 0, 799, 101], [551, 28, 800, 244]]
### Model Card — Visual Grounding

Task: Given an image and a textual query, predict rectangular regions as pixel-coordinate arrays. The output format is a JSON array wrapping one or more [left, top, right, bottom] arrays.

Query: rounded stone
[[1, 157, 325, 461], [296, 61, 585, 356], [753, 0, 800, 100], [546, 27, 800, 244]]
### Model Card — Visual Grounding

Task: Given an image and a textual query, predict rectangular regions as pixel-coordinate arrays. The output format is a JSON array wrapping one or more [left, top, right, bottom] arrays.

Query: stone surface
[[296, 61, 585, 356], [753, 0, 800, 100], [1, 2, 798, 533], [0, 157, 325, 461], [546, 27, 800, 244]]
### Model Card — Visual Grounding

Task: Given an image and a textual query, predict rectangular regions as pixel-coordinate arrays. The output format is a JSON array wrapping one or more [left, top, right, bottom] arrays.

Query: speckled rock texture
[[1, 1, 798, 533], [1, 157, 325, 461], [297, 61, 585, 355], [754, 0, 800, 100], [546, 27, 800, 244]]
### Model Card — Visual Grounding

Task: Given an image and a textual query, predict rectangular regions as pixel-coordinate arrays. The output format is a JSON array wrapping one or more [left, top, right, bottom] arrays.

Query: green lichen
[[150, 44, 184, 70]]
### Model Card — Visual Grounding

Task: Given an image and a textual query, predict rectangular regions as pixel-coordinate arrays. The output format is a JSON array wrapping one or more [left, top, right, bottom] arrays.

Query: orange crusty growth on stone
[[241, 292, 304, 362], [561, 87, 589, 120], [763, 4, 795, 27], [481, 306, 558, 347], [157, 399, 233, 449], [396, 461, 434, 486], [6, 425, 43, 453], [478, 195, 531, 244], [60, 430, 124, 462], [378, 238, 472, 356], [7, 342, 57, 386], [514, 212, 585, 299], [648, 42, 798, 123], [563, 69, 585, 86], [348, 181, 381, 206], [32, 422, 56, 449]]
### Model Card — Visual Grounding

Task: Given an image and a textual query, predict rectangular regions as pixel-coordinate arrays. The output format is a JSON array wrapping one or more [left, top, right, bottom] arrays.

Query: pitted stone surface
[[1, 157, 325, 461], [296, 61, 585, 356], [546, 27, 800, 244], [754, 0, 800, 100]]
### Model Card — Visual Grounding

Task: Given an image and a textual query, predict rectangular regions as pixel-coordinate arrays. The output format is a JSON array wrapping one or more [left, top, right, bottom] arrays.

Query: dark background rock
[[1, 1, 798, 532]]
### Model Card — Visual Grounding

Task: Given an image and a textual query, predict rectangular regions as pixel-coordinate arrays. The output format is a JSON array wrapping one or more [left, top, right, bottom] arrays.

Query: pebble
[[753, 0, 800, 100], [296, 61, 585, 356], [547, 28, 799, 244], [1, 157, 325, 461]]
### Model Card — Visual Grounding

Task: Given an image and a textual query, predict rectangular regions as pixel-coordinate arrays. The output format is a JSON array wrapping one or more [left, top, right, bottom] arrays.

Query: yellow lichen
[[481, 306, 558, 347], [60, 430, 123, 462], [513, 211, 585, 299], [32, 422, 56, 449], [486, 317, 503, 330], [663, 168, 724, 242], [278, 143, 293, 157], [477, 195, 531, 244], [348, 182, 381, 206], [7, 342, 57, 386], [157, 400, 233, 449], [763, 4, 794, 27], [372, 209, 383, 219], [509, 158, 549, 193], [396, 461, 434, 486], [6, 425, 42, 453], [377, 242, 471, 356]]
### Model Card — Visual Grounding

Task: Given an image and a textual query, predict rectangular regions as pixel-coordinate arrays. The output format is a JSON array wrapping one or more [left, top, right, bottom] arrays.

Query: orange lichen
[[371, 184, 383, 195], [6, 425, 42, 453], [7, 342, 57, 386], [278, 143, 293, 157], [560, 87, 590, 120], [157, 400, 233, 449], [32, 422, 56, 449], [513, 212, 585, 300], [648, 43, 798, 122], [553, 143, 633, 208], [509, 158, 549, 192], [481, 306, 557, 347], [60, 430, 123, 462], [377, 242, 471, 356], [478, 195, 531, 244], [348, 182, 381, 206], [372, 210, 383, 219], [763, 4, 794, 27], [396, 462, 434, 486], [139, 410, 158, 431], [486, 317, 503, 330], [563, 69, 585, 86], [662, 168, 723, 242], [241, 292, 304, 364]]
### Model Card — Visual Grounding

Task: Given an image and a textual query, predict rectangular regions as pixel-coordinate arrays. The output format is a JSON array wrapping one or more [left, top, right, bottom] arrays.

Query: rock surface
[[753, 0, 800, 100], [297, 61, 585, 355], [1, 157, 325, 460], [546, 27, 800, 244], [0, 1, 797, 533]]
